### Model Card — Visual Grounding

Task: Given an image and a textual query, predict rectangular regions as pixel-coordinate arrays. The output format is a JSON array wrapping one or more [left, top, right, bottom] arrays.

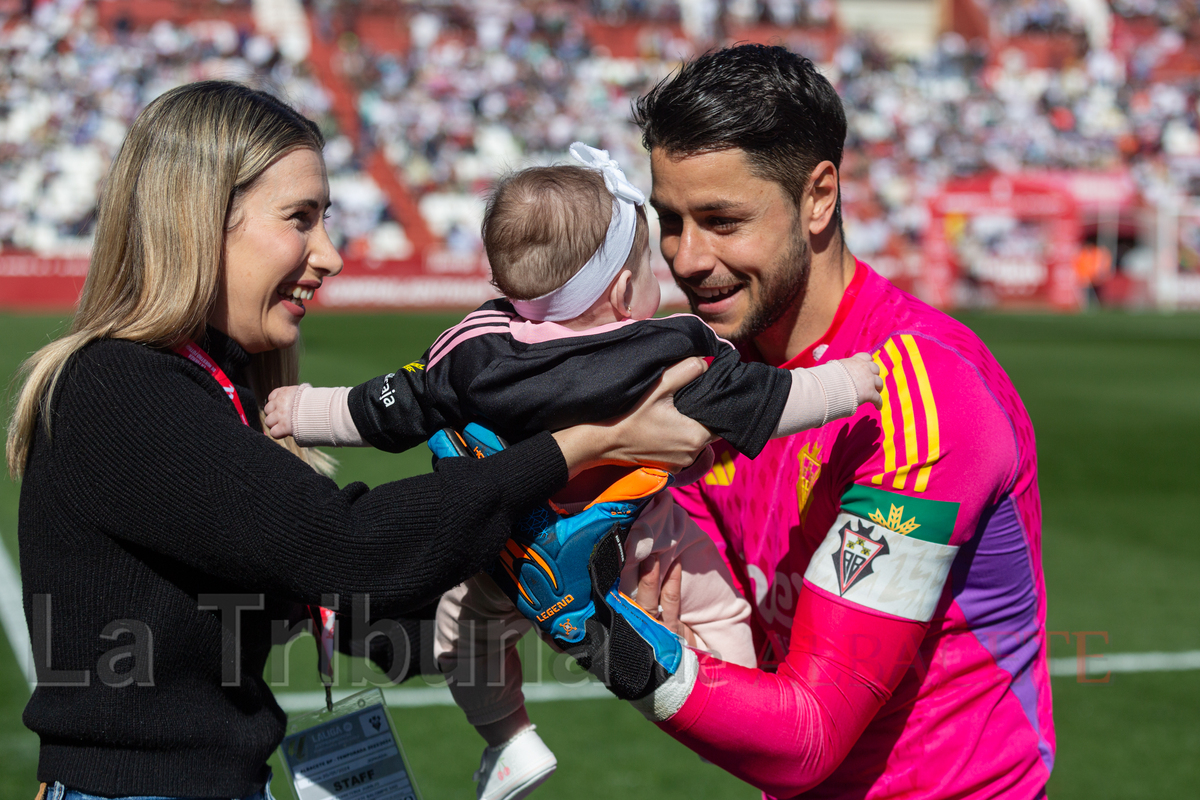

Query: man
[[631, 45, 1053, 798]]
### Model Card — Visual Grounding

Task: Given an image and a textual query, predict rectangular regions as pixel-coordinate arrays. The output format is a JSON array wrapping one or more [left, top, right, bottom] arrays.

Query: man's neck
[[754, 244, 858, 365]]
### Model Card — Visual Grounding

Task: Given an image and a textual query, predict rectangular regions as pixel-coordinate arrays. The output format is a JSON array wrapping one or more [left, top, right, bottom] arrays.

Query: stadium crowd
[[0, 0, 387, 255], [3, 0, 1200, 276]]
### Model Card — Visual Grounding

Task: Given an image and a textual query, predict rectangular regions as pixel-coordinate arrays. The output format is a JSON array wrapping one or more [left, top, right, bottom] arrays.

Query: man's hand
[[636, 559, 697, 647], [429, 423, 687, 701], [264, 385, 301, 439]]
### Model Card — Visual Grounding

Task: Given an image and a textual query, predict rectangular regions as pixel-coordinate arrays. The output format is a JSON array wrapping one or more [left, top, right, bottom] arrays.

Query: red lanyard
[[176, 339, 337, 710], [173, 341, 249, 426]]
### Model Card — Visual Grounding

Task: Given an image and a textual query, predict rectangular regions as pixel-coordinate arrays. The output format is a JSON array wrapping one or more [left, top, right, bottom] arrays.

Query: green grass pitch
[[1, 309, 1198, 798]]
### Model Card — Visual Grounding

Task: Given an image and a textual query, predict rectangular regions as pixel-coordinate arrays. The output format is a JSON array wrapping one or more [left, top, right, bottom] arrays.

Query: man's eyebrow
[[649, 197, 744, 214], [692, 199, 744, 212]]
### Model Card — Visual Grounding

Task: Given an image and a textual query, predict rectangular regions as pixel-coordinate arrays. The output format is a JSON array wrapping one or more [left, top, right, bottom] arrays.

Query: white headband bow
[[510, 142, 645, 322]]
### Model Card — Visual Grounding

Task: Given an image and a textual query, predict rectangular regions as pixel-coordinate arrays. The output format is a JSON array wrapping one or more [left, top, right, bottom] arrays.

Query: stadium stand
[[3, 0, 1200, 308]]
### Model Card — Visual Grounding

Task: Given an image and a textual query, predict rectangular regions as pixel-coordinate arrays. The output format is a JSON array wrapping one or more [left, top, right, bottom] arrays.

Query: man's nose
[[669, 223, 714, 280]]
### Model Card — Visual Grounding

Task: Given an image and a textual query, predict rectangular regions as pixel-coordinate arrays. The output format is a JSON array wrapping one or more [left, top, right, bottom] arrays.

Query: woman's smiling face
[[210, 147, 342, 354]]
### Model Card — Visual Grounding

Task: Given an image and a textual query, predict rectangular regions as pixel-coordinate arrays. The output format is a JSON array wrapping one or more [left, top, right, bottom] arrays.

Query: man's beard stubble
[[692, 229, 811, 346]]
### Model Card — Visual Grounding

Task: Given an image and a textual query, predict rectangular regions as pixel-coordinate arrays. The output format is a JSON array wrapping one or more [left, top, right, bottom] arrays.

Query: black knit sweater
[[18, 329, 568, 797]]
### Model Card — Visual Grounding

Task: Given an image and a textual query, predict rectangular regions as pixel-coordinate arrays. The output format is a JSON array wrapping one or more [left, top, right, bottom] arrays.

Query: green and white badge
[[279, 688, 422, 800]]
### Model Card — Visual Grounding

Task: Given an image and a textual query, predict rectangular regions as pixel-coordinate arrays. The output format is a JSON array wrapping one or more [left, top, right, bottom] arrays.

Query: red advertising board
[[0, 254, 90, 311], [925, 174, 1082, 311], [0, 251, 500, 312]]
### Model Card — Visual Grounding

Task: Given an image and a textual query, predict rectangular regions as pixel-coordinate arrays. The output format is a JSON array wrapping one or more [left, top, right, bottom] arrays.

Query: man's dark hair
[[633, 44, 847, 212]]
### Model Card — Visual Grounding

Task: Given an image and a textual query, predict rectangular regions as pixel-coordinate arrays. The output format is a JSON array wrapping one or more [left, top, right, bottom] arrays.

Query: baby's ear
[[610, 269, 634, 319]]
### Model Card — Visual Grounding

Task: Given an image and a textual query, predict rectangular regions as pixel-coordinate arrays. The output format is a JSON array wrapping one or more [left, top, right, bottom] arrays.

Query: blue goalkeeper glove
[[494, 479, 685, 701], [425, 423, 686, 700]]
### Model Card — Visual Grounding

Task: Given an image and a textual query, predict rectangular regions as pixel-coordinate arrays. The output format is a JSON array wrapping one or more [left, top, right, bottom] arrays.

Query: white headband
[[510, 142, 646, 322]]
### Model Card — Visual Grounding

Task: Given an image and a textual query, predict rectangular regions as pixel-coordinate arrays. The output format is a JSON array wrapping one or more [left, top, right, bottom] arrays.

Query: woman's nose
[[311, 224, 344, 277]]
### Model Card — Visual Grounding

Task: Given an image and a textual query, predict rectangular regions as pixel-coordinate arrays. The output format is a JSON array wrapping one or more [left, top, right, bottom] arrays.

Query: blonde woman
[[6, 81, 710, 799]]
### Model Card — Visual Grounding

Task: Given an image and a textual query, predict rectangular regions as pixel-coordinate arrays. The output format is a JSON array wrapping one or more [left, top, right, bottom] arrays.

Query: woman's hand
[[551, 357, 715, 478]]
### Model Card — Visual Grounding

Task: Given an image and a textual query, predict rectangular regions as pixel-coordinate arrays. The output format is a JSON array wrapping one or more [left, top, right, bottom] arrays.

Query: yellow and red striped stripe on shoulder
[[871, 334, 941, 493]]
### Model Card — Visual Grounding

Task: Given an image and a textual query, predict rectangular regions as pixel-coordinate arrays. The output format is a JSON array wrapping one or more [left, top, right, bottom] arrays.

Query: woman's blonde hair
[[7, 81, 334, 478]]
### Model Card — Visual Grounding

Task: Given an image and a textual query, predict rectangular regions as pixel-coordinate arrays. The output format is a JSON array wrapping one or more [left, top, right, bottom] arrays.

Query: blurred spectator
[[0, 0, 385, 255], [6, 0, 1200, 277]]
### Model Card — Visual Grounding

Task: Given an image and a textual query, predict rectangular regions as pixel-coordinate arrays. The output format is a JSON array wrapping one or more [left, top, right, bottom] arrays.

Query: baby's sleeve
[[291, 384, 367, 447], [771, 361, 862, 438], [618, 495, 756, 668], [347, 359, 452, 453], [672, 341, 791, 458]]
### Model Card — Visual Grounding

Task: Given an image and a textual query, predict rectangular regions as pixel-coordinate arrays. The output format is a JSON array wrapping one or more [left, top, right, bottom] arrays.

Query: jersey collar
[[750, 258, 868, 370]]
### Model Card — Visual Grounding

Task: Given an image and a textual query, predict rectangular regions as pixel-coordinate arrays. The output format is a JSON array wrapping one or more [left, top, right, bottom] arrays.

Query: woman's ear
[[610, 270, 634, 319]]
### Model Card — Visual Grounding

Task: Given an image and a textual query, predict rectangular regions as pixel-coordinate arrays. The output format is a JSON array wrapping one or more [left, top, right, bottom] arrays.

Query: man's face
[[649, 147, 810, 344]]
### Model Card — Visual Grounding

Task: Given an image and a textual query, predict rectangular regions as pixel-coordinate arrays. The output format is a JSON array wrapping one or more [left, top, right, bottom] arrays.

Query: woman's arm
[[47, 343, 710, 616]]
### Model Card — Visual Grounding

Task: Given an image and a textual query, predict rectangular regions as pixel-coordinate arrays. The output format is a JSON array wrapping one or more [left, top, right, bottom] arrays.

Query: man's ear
[[610, 270, 634, 319], [806, 160, 840, 237]]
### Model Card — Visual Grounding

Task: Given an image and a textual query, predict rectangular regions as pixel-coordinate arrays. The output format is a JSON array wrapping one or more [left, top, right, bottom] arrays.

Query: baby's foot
[[474, 724, 557, 800]]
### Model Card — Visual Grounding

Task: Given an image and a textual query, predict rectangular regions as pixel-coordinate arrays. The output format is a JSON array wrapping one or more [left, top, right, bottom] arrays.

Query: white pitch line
[[4, 524, 1195, 703], [274, 680, 613, 713], [1049, 650, 1200, 676], [0, 534, 34, 690], [275, 652, 1200, 711]]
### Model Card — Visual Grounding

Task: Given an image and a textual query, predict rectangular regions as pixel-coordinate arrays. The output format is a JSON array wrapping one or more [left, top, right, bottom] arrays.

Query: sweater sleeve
[[49, 343, 568, 617]]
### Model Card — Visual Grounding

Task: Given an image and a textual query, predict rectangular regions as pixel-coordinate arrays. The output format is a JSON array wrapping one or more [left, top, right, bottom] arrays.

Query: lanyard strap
[[173, 341, 250, 426], [175, 339, 337, 710]]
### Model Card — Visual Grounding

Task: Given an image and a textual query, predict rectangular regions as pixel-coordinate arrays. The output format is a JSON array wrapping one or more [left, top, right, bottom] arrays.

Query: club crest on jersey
[[796, 442, 823, 518], [832, 519, 890, 595]]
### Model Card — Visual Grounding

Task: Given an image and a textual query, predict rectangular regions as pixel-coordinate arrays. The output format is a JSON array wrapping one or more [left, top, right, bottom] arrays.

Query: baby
[[265, 143, 881, 800]]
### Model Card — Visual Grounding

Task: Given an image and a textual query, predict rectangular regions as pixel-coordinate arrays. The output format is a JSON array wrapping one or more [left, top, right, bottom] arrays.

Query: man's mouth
[[686, 282, 744, 313]]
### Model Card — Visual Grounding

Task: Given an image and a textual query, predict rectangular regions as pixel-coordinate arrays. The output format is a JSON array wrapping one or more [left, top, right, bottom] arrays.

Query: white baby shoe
[[474, 724, 558, 800]]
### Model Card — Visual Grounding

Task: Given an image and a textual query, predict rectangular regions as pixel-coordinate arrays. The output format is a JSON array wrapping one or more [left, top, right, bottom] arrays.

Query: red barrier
[[925, 174, 1082, 311], [0, 252, 499, 312], [0, 254, 89, 311]]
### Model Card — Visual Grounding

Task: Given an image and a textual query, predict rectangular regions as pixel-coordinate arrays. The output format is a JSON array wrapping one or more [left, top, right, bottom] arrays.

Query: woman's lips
[[277, 284, 315, 317]]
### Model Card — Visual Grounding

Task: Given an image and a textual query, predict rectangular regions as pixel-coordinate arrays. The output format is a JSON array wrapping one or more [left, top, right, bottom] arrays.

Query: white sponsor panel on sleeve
[[803, 512, 958, 622]]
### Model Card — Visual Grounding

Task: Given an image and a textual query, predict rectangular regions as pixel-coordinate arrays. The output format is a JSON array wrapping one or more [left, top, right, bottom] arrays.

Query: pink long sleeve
[[658, 586, 926, 798]]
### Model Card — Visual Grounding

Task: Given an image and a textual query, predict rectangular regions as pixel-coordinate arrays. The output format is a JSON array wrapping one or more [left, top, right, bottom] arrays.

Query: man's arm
[[647, 335, 1018, 795]]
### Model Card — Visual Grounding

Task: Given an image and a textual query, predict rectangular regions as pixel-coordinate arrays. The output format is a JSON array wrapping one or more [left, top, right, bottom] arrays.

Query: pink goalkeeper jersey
[[672, 261, 1053, 799]]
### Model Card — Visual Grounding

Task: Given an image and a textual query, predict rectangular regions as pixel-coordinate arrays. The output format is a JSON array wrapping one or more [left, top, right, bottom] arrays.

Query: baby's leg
[[435, 575, 532, 730], [618, 494, 756, 668], [436, 576, 557, 800]]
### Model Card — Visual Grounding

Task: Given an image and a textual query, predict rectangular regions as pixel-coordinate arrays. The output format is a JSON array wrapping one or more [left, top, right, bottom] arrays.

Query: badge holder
[[279, 688, 423, 800]]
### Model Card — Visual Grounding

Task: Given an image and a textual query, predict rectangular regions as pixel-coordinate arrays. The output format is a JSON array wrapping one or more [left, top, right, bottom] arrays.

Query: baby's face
[[627, 245, 661, 320]]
